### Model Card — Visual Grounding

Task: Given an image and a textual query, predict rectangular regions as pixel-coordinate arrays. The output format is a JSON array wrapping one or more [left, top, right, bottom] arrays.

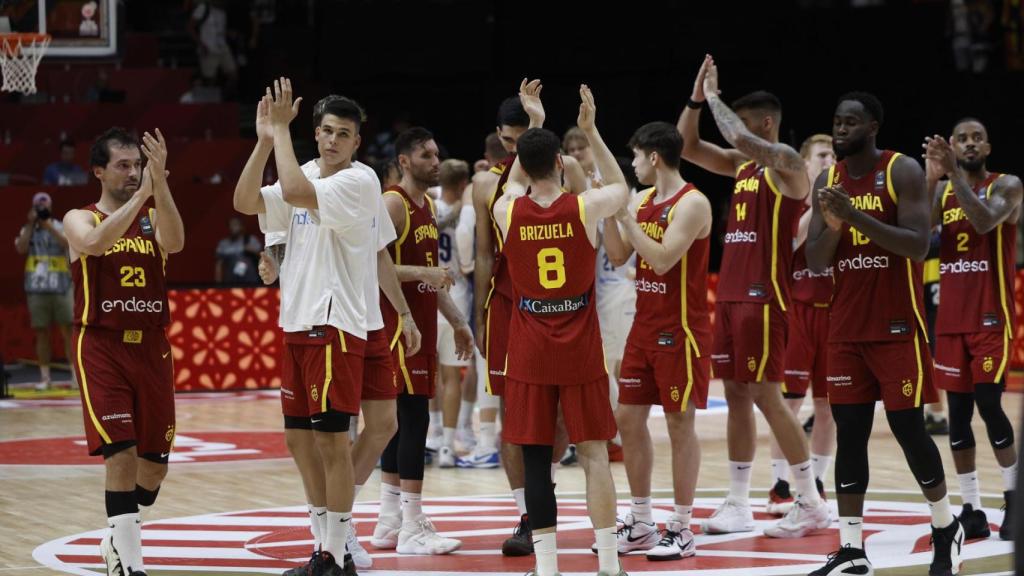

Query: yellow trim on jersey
[[337, 329, 348, 353], [884, 153, 902, 206], [679, 251, 699, 357], [755, 303, 770, 382], [996, 222, 1014, 342], [76, 327, 111, 444], [639, 187, 657, 209], [488, 185, 505, 252], [912, 332, 924, 408], [489, 163, 506, 176], [389, 313, 404, 350], [397, 340, 413, 394], [736, 160, 755, 178], [321, 341, 333, 413], [425, 195, 436, 219], [483, 305, 495, 395], [577, 194, 586, 225], [923, 258, 940, 284], [384, 191, 411, 264], [764, 169, 787, 312], [80, 255, 91, 325], [941, 182, 955, 209], [826, 165, 837, 187], [905, 258, 929, 343], [506, 197, 516, 233], [680, 338, 694, 412]]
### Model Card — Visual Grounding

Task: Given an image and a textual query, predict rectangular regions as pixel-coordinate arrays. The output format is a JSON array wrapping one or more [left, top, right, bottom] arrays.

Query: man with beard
[[63, 126, 184, 575], [926, 118, 1022, 541], [371, 127, 475, 555], [806, 92, 964, 576]]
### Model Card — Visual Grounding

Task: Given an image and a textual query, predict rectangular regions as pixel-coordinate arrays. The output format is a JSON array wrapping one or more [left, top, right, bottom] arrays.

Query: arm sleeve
[[258, 183, 290, 233], [376, 195, 398, 250], [313, 170, 373, 232], [455, 203, 475, 274]]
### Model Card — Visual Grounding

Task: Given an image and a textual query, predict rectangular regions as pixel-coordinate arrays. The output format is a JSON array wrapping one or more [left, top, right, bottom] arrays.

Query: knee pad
[[975, 383, 1014, 448], [380, 432, 400, 474], [886, 407, 945, 489], [832, 404, 874, 494], [396, 394, 430, 481], [311, 410, 353, 433], [522, 444, 557, 529], [946, 391, 976, 451]]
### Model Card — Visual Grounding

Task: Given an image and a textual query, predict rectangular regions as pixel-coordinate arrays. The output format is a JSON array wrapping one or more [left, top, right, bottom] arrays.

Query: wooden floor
[[1, 379, 1018, 575]]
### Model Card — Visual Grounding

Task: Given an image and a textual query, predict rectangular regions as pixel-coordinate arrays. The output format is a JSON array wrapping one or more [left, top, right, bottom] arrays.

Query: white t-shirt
[[259, 159, 379, 338], [354, 161, 397, 331], [435, 197, 471, 323]]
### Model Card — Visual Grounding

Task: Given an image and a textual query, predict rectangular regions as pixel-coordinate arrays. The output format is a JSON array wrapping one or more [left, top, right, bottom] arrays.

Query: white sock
[[771, 458, 789, 484], [109, 513, 144, 573], [728, 461, 753, 505], [928, 495, 955, 528], [839, 516, 863, 548], [309, 506, 326, 552], [512, 487, 527, 516], [443, 426, 455, 449], [791, 460, 822, 504], [594, 526, 618, 574], [480, 422, 498, 451], [630, 496, 653, 523], [316, 506, 328, 544], [400, 491, 423, 524], [458, 401, 474, 429], [534, 531, 558, 576], [673, 504, 693, 527], [380, 483, 401, 517], [957, 472, 982, 509], [429, 410, 442, 433], [323, 511, 351, 559], [811, 453, 832, 482], [1001, 462, 1018, 492]]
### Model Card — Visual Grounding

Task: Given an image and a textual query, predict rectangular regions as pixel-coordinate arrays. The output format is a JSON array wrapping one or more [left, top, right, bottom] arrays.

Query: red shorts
[[503, 377, 617, 445], [619, 340, 710, 411], [393, 335, 437, 397], [712, 301, 787, 383], [281, 326, 365, 417], [361, 329, 398, 401], [827, 333, 938, 410], [934, 331, 1010, 392], [783, 301, 830, 398], [73, 327, 175, 457], [484, 292, 513, 396]]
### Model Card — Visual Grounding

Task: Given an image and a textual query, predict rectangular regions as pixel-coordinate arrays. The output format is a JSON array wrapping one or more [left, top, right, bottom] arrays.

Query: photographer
[[14, 192, 74, 390]]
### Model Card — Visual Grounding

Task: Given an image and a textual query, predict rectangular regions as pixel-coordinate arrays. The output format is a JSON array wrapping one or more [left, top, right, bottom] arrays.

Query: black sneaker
[[560, 445, 577, 466], [958, 504, 991, 539], [803, 415, 815, 435], [282, 549, 317, 576], [929, 520, 964, 576], [925, 413, 949, 435], [1000, 490, 1014, 540], [808, 545, 873, 575], [502, 514, 534, 556]]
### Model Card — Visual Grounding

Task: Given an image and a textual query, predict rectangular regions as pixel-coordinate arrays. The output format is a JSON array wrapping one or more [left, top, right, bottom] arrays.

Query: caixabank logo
[[33, 492, 1012, 575]]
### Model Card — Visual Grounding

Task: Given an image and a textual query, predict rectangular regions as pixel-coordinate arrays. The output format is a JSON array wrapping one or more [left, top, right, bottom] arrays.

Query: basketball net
[[0, 34, 51, 95]]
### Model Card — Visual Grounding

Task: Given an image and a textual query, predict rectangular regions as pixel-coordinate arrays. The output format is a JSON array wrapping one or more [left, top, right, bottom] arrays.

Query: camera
[[35, 207, 51, 221]]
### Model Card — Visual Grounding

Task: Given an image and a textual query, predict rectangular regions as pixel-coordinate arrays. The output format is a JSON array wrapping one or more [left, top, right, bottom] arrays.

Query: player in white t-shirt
[[235, 79, 377, 576]]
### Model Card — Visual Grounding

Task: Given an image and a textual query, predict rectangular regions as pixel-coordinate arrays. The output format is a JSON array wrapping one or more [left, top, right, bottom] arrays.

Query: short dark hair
[[496, 96, 529, 129], [484, 132, 506, 160], [313, 94, 367, 129], [628, 122, 683, 169], [732, 90, 782, 117], [90, 127, 139, 168], [837, 91, 884, 126], [394, 127, 435, 157], [516, 128, 561, 180], [953, 116, 987, 135]]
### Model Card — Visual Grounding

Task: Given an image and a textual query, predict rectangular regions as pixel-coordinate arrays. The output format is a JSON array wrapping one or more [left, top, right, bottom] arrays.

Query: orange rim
[[0, 33, 52, 57]]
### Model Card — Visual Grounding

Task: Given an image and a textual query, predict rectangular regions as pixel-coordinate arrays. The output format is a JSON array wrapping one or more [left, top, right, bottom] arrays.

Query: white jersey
[[435, 196, 472, 323], [259, 159, 379, 338], [596, 218, 636, 299], [355, 161, 397, 330]]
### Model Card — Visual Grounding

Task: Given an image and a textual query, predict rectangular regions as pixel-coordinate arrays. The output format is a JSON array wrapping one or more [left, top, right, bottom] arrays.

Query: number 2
[[120, 266, 146, 287], [956, 232, 969, 252], [537, 247, 566, 289]]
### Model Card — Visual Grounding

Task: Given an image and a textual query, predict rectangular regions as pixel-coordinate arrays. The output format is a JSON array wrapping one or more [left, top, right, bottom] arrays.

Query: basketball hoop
[[0, 33, 51, 95]]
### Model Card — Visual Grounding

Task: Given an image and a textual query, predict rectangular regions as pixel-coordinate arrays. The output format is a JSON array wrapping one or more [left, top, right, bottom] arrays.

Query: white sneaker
[[347, 519, 372, 568], [590, 514, 659, 554], [425, 429, 443, 453], [371, 513, 401, 549], [396, 517, 462, 554], [455, 446, 500, 469], [438, 446, 456, 468], [764, 497, 831, 538], [700, 498, 755, 534], [646, 519, 696, 561], [100, 533, 124, 576], [456, 425, 477, 451]]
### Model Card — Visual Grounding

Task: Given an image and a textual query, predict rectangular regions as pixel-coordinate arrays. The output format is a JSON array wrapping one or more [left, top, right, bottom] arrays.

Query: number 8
[[537, 247, 566, 289]]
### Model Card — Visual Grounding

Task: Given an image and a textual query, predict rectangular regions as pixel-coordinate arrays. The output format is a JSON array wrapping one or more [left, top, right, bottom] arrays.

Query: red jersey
[[485, 156, 516, 302], [381, 185, 439, 355], [717, 161, 802, 310], [72, 203, 169, 330], [503, 193, 605, 385], [790, 242, 834, 306], [628, 185, 711, 355], [827, 151, 927, 343], [936, 173, 1016, 335]]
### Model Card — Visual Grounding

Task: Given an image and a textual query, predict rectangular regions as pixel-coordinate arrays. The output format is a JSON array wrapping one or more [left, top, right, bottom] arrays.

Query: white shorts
[[598, 282, 636, 363], [438, 318, 472, 367]]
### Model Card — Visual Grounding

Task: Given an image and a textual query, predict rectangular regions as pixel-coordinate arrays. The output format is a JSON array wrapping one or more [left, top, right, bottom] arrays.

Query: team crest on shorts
[[164, 425, 176, 443], [310, 384, 319, 402], [901, 379, 913, 397], [983, 356, 994, 373], [670, 386, 680, 403], [746, 356, 757, 373]]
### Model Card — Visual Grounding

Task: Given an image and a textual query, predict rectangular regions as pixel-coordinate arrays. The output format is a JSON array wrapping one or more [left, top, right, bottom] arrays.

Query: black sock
[[105, 490, 139, 518]]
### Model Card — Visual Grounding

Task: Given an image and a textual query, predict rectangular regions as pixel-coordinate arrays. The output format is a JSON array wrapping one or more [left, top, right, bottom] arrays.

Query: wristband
[[686, 98, 704, 109]]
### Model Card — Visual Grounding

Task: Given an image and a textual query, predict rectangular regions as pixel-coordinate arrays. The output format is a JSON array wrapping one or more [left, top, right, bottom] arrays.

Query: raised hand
[[141, 128, 168, 180], [923, 135, 957, 176], [268, 77, 303, 127], [702, 55, 721, 98], [135, 165, 155, 201], [691, 54, 712, 102], [818, 184, 852, 229], [255, 94, 274, 141], [518, 78, 545, 127], [577, 84, 596, 133]]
